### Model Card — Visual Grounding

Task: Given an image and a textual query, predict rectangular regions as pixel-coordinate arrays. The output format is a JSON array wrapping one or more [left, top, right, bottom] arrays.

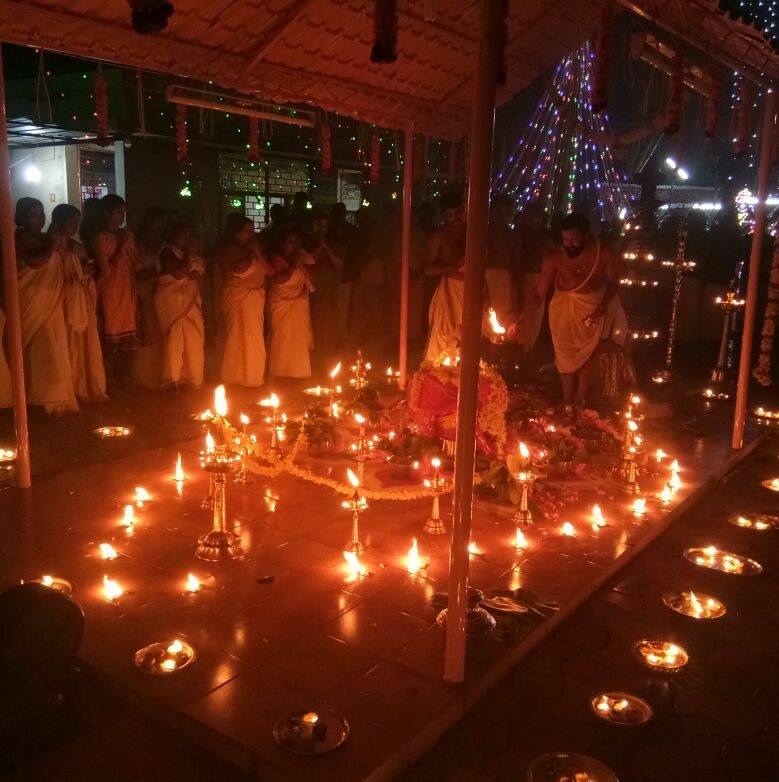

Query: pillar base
[[196, 529, 245, 562], [424, 515, 447, 535]]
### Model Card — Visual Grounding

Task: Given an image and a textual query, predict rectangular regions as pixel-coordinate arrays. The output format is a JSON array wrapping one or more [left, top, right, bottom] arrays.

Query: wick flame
[[329, 361, 342, 379], [431, 456, 441, 469], [214, 384, 228, 417], [41, 575, 54, 586], [205, 432, 215, 452], [167, 639, 183, 655], [102, 575, 123, 601], [513, 528, 528, 549], [406, 537, 423, 574], [386, 366, 393, 376], [99, 543, 118, 560], [186, 573, 202, 592], [468, 541, 480, 556], [354, 412, 367, 425], [655, 448, 667, 462], [331, 401, 340, 418], [134, 486, 150, 505], [343, 550, 367, 579], [561, 521, 575, 537], [632, 498, 647, 516], [174, 453, 185, 481], [346, 468, 360, 489], [592, 504, 605, 526], [240, 413, 250, 426], [669, 471, 682, 491], [670, 459, 680, 473], [660, 484, 672, 503], [519, 441, 529, 459], [260, 392, 280, 408], [488, 307, 506, 335], [688, 591, 704, 617], [122, 504, 135, 528], [627, 419, 638, 432], [631, 394, 641, 405]]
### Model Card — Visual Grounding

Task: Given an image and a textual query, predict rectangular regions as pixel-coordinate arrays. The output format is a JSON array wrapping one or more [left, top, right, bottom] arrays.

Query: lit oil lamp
[[423, 456, 447, 535], [729, 513, 779, 531], [102, 574, 124, 602], [94, 426, 131, 438], [122, 504, 135, 532], [303, 385, 331, 399], [591, 692, 653, 725], [632, 498, 647, 517], [406, 537, 426, 574], [632, 639, 689, 672], [527, 752, 618, 782], [754, 407, 779, 427], [468, 541, 481, 556], [185, 573, 203, 592], [134, 486, 151, 508], [0, 447, 17, 469], [655, 448, 667, 463], [513, 528, 528, 550], [487, 307, 506, 344], [133, 638, 196, 675], [273, 709, 350, 755], [259, 393, 284, 459], [213, 384, 228, 420], [761, 477, 779, 492], [173, 452, 186, 483], [561, 521, 576, 537], [684, 546, 762, 575], [99, 543, 118, 560], [385, 366, 400, 385], [343, 550, 367, 581], [342, 468, 367, 555], [591, 504, 606, 529], [669, 470, 682, 493], [29, 574, 73, 594], [659, 484, 672, 505], [664, 590, 726, 619]]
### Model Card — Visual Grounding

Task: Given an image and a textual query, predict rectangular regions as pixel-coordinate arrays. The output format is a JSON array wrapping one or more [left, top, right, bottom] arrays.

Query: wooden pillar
[[0, 45, 31, 488], [443, 0, 502, 684], [398, 121, 414, 389], [732, 89, 775, 450]]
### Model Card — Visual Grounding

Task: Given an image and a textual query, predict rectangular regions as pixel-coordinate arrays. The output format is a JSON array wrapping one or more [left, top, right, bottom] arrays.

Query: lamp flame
[[519, 441, 529, 459], [343, 550, 367, 579], [592, 504, 605, 527], [205, 432, 215, 452], [354, 412, 367, 425], [632, 498, 647, 517], [41, 575, 54, 587], [214, 385, 228, 417], [627, 420, 638, 432], [102, 575, 123, 601], [513, 528, 528, 549], [122, 504, 135, 529], [346, 468, 360, 488], [468, 541, 480, 556], [329, 361, 342, 379], [688, 591, 704, 618], [488, 307, 506, 335], [174, 453, 185, 482], [561, 521, 576, 537], [134, 486, 151, 506], [260, 392, 280, 408], [406, 537, 423, 574], [186, 573, 202, 593], [167, 639, 183, 655], [660, 484, 673, 503], [655, 448, 667, 462], [240, 413, 250, 426], [99, 543, 118, 560], [431, 456, 441, 469], [669, 471, 682, 491]]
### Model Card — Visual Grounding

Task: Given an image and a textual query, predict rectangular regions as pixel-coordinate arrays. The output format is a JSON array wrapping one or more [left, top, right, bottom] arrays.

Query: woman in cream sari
[[217, 213, 272, 387], [269, 228, 314, 379], [155, 221, 205, 388], [50, 204, 107, 402], [14, 198, 78, 415]]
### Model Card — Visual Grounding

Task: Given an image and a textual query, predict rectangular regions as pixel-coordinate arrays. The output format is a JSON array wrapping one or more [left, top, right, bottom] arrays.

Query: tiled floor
[[0, 396, 748, 781]]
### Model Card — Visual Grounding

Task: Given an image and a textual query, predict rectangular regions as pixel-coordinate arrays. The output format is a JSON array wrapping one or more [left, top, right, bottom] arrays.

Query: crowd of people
[[0, 185, 628, 416]]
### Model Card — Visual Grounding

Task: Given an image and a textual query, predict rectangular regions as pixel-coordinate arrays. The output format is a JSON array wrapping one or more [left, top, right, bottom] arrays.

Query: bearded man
[[530, 213, 627, 408]]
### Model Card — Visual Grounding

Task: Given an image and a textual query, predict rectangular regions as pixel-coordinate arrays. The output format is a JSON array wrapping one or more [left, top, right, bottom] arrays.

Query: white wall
[[9, 145, 70, 226]]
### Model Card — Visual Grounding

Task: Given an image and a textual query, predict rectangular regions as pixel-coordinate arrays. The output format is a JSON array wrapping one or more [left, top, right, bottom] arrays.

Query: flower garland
[[321, 120, 332, 173], [663, 50, 684, 135], [370, 0, 398, 64], [592, 1, 614, 113], [175, 104, 188, 165], [753, 238, 779, 385], [248, 117, 260, 163], [370, 133, 381, 183], [732, 78, 751, 157], [94, 71, 110, 147]]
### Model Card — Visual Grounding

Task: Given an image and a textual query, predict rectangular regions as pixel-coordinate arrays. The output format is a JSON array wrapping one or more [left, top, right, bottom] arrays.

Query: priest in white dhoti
[[217, 213, 272, 388], [155, 222, 205, 388], [0, 310, 12, 408], [424, 191, 467, 362], [50, 204, 107, 402], [525, 213, 626, 408], [268, 228, 314, 379], [14, 198, 78, 415]]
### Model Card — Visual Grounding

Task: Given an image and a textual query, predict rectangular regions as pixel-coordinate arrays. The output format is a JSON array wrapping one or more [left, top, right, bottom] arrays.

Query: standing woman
[[268, 227, 314, 379], [49, 204, 107, 402], [217, 213, 272, 387], [154, 221, 205, 389], [88, 194, 138, 386], [132, 206, 168, 388], [14, 197, 78, 415]]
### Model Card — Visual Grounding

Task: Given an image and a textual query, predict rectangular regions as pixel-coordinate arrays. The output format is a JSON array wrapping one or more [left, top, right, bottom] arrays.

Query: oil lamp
[[102, 575, 124, 602], [406, 537, 426, 575], [754, 407, 779, 427], [527, 752, 618, 782], [730, 513, 779, 531], [29, 574, 73, 594], [121, 504, 135, 532], [233, 416, 256, 486], [468, 541, 481, 556], [343, 550, 367, 581], [664, 590, 725, 619], [487, 307, 506, 344], [513, 469, 535, 529], [350, 350, 369, 390], [632, 498, 647, 517], [513, 528, 528, 550], [684, 546, 762, 575], [133, 638, 196, 675], [185, 573, 203, 592], [173, 453, 186, 483], [632, 639, 689, 672], [561, 521, 576, 537], [658, 484, 672, 505], [134, 486, 151, 508], [342, 468, 367, 555], [423, 457, 447, 535], [259, 393, 284, 460], [94, 426, 131, 438], [591, 504, 606, 529], [273, 709, 350, 755], [196, 431, 244, 562], [591, 692, 653, 725], [99, 543, 118, 560]]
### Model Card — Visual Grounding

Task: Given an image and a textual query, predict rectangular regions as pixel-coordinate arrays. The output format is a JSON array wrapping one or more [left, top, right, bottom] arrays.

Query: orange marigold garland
[[753, 239, 779, 385], [663, 50, 684, 135], [248, 116, 260, 163], [370, 133, 381, 183], [175, 104, 188, 165], [94, 71, 110, 147], [592, 1, 614, 113], [370, 0, 398, 64]]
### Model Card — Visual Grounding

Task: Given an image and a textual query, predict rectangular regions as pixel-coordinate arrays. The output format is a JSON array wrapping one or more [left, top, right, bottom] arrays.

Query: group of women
[[0, 197, 324, 415]]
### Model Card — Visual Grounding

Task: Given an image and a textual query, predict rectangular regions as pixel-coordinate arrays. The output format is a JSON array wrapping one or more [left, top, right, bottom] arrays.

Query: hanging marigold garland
[[732, 79, 751, 157], [175, 103, 188, 165], [753, 239, 779, 386], [321, 119, 332, 173], [370, 133, 381, 183], [497, 0, 509, 86], [94, 70, 110, 147], [248, 117, 260, 163], [591, 1, 614, 113], [663, 50, 684, 134], [370, 0, 398, 64]]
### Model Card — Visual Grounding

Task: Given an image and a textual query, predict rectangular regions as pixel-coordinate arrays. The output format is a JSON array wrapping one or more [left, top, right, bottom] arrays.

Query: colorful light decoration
[[491, 41, 630, 222]]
